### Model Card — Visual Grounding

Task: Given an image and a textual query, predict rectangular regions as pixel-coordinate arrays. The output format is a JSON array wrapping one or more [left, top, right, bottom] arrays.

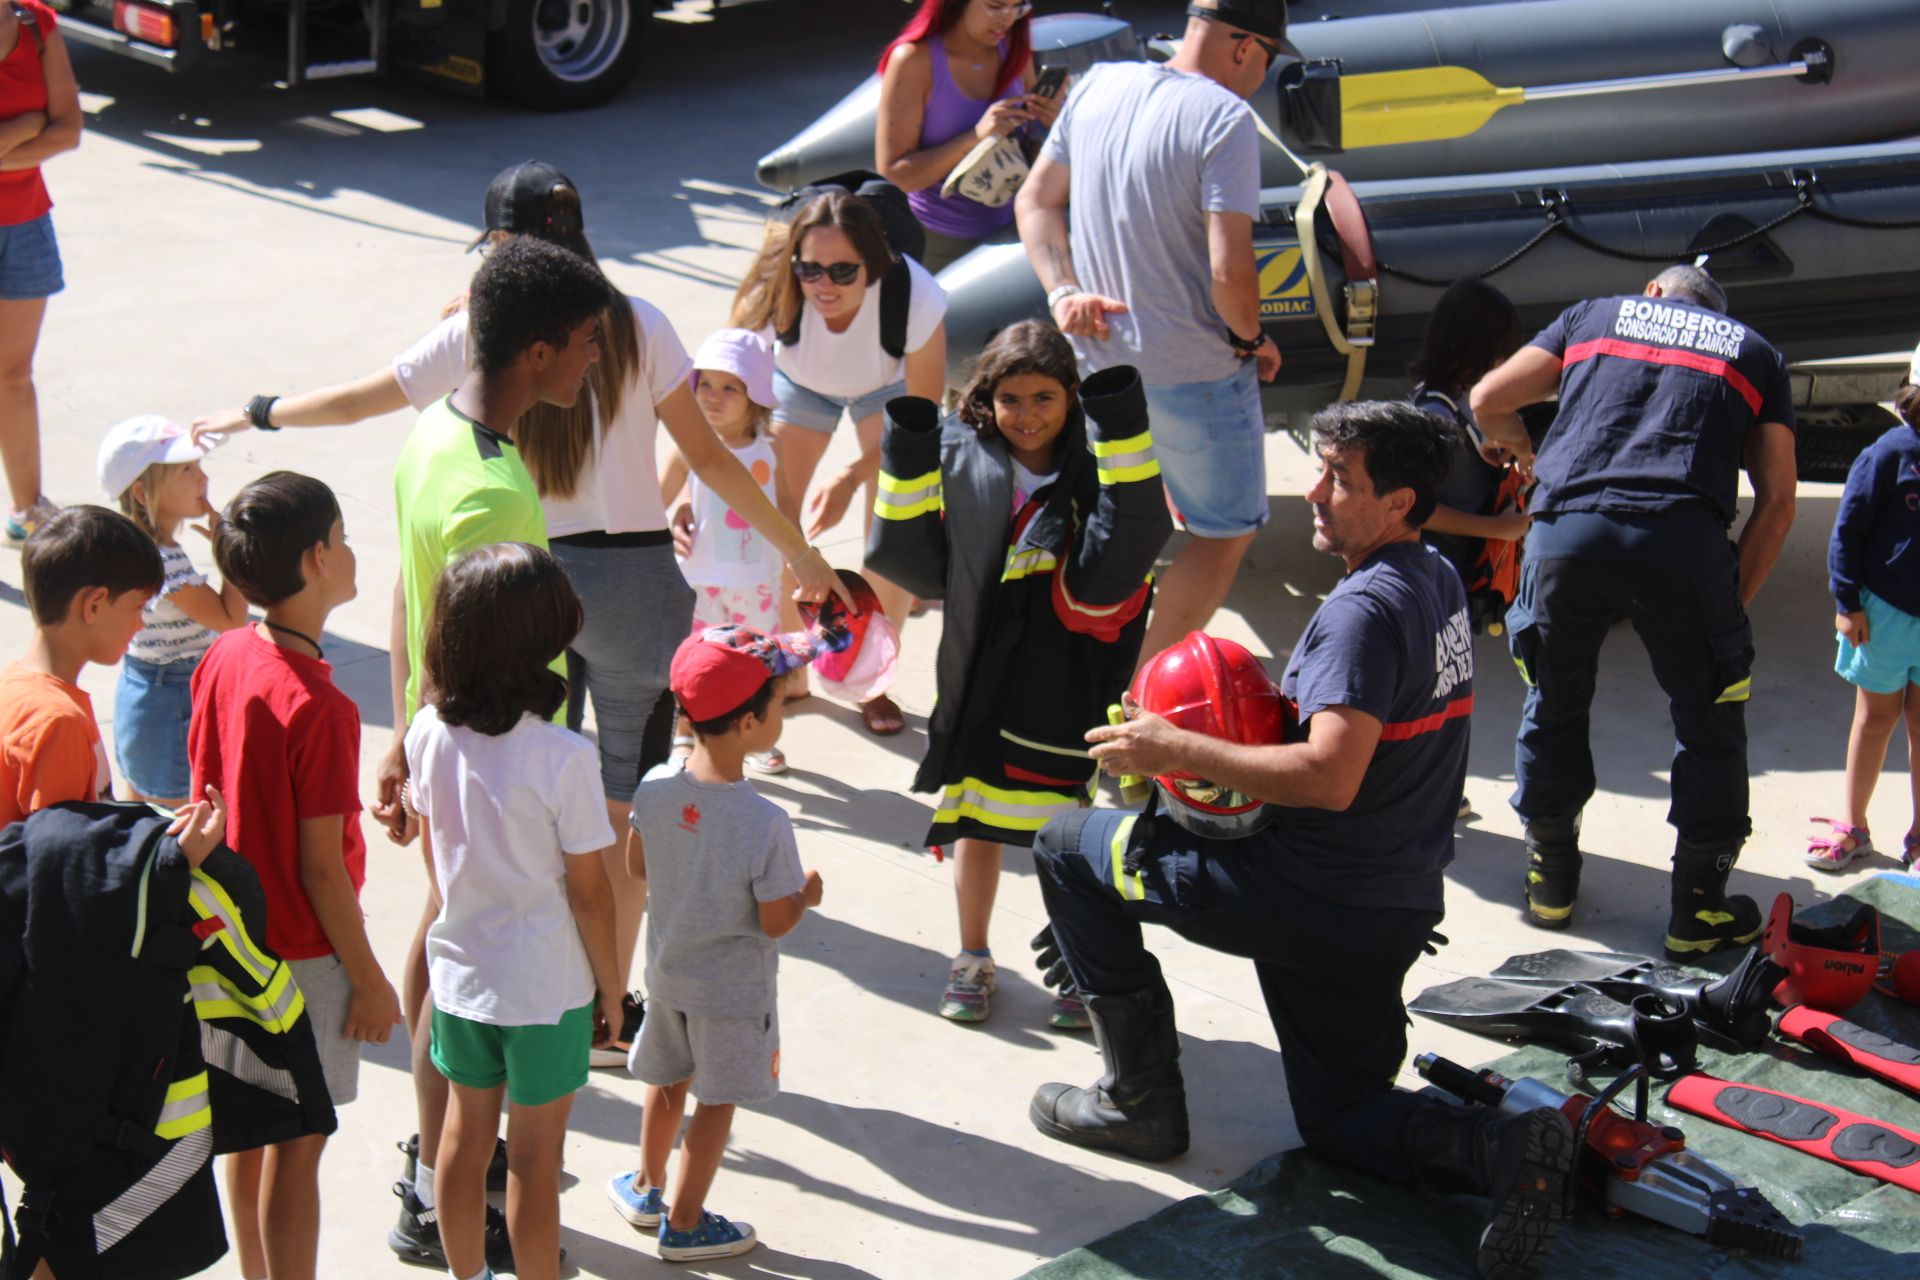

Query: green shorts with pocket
[[431, 1003, 592, 1107]]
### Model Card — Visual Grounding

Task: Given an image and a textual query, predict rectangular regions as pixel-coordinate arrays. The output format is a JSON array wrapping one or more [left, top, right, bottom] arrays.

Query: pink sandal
[[1805, 818, 1872, 872], [1904, 832, 1920, 870]]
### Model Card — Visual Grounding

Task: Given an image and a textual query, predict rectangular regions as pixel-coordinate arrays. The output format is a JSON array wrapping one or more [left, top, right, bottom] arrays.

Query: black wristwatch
[[1226, 327, 1265, 355], [246, 394, 281, 431]]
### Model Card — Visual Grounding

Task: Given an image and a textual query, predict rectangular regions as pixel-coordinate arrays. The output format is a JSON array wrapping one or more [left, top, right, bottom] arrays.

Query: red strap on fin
[[1668, 1072, 1920, 1194], [1779, 1005, 1920, 1096]]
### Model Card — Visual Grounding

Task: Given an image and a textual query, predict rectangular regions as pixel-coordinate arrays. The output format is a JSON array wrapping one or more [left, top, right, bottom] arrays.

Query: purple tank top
[[906, 34, 1021, 241]]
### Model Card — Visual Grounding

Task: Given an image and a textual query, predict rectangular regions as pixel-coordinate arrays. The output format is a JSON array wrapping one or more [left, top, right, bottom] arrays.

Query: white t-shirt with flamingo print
[[678, 433, 782, 598]]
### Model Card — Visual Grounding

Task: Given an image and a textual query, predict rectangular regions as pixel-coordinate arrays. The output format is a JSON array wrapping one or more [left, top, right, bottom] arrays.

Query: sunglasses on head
[[794, 258, 863, 286]]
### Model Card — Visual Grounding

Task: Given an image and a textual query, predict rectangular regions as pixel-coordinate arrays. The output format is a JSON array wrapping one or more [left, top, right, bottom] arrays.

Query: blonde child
[[97, 415, 248, 805], [660, 329, 788, 774], [407, 542, 624, 1280], [863, 321, 1171, 1026]]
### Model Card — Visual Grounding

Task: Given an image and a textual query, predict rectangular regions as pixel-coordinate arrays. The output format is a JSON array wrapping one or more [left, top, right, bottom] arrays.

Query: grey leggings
[[551, 534, 696, 801]]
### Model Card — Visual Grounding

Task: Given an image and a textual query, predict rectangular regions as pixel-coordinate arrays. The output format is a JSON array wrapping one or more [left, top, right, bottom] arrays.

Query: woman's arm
[[875, 41, 1030, 194], [192, 369, 412, 445], [903, 322, 948, 402], [0, 22, 79, 171]]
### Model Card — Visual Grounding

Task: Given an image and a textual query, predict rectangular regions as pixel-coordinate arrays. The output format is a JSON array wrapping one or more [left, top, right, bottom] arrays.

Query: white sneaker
[[938, 953, 996, 1022]]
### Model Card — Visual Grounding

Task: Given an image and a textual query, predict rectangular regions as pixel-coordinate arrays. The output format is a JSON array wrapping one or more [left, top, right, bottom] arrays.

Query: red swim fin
[[1668, 1073, 1920, 1194], [1779, 1006, 1920, 1096]]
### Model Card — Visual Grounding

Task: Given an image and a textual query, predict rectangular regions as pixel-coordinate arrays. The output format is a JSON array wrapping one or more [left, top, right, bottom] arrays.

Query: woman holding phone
[[874, 0, 1063, 273]]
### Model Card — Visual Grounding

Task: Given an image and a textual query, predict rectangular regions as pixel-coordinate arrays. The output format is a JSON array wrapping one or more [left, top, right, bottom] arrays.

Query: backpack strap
[[878, 257, 912, 361], [12, 3, 45, 54]]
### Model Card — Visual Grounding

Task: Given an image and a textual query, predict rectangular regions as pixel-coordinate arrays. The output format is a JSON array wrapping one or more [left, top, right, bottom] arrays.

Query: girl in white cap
[[660, 330, 788, 774], [96, 415, 248, 805]]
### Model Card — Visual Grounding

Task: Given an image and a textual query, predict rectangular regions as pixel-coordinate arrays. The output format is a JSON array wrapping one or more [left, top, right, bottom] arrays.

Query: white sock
[[451, 1269, 490, 1280], [415, 1160, 436, 1210]]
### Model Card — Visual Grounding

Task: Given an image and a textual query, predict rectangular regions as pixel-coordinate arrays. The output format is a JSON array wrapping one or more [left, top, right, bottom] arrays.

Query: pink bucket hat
[[691, 328, 776, 411]]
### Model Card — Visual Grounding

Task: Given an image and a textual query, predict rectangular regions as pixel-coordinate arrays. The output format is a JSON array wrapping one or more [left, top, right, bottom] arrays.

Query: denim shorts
[[771, 368, 906, 433], [0, 213, 65, 301], [1835, 588, 1920, 695], [115, 653, 199, 800], [1144, 364, 1269, 537]]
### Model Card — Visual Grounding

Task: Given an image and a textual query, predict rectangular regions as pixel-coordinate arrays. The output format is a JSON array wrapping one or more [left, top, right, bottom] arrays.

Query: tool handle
[[1413, 1053, 1509, 1108], [1105, 704, 1151, 806]]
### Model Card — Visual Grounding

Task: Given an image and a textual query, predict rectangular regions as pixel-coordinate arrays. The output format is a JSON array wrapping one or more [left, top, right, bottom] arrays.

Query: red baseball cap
[[671, 625, 808, 722]]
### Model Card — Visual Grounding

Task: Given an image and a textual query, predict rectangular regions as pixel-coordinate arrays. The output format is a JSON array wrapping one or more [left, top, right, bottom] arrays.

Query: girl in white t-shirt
[[660, 329, 787, 775], [406, 541, 623, 1280], [731, 190, 948, 737], [97, 415, 249, 805]]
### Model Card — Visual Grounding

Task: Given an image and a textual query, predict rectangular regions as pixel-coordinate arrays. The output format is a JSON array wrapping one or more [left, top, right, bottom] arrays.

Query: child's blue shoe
[[606, 1172, 666, 1230], [657, 1209, 758, 1262]]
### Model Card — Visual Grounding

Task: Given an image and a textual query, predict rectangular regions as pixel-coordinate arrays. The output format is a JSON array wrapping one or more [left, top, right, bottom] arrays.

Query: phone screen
[[1033, 65, 1068, 99]]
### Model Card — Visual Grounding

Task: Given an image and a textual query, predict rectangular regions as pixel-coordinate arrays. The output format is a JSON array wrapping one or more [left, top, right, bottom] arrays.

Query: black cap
[[1187, 0, 1301, 57], [467, 161, 584, 253]]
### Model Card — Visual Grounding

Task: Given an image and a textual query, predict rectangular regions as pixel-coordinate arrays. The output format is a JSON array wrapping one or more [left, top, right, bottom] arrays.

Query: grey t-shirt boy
[[1041, 60, 1261, 386], [632, 771, 806, 1019]]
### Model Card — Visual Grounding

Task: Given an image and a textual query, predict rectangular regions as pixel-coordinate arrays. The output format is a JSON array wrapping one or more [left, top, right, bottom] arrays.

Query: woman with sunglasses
[[732, 189, 948, 735], [874, 0, 1059, 273]]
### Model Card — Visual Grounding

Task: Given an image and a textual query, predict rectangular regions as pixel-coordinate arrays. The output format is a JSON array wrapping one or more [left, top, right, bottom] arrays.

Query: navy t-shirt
[[1528, 297, 1794, 526], [1274, 541, 1472, 913]]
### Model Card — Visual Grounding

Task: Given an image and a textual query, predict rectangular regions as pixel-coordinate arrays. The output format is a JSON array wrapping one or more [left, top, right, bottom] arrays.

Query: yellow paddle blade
[[1340, 65, 1525, 149]]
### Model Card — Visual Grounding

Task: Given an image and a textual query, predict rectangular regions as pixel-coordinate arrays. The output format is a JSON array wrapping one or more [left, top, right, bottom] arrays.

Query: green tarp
[[1024, 875, 1920, 1279]]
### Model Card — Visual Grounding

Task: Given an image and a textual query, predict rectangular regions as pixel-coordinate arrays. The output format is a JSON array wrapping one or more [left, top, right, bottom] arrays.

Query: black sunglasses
[[794, 258, 862, 286]]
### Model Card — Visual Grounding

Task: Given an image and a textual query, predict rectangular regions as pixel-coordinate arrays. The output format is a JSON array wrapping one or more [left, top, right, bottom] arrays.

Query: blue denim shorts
[[1144, 365, 1269, 537], [1835, 588, 1920, 695], [771, 368, 906, 433], [115, 653, 200, 801], [0, 213, 65, 301]]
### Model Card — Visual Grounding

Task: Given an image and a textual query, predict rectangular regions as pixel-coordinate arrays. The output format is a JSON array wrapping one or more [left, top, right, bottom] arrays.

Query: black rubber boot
[[1521, 814, 1582, 930], [1404, 1105, 1574, 1280], [1029, 983, 1189, 1161], [1665, 836, 1763, 961]]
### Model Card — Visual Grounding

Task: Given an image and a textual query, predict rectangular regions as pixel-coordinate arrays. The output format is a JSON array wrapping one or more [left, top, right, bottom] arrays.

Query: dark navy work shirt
[[1275, 541, 1471, 913], [1830, 421, 1920, 618], [1528, 297, 1794, 526]]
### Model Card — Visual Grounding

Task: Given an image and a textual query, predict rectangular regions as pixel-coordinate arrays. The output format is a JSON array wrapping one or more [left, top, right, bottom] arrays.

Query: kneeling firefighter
[[1029, 401, 1576, 1280]]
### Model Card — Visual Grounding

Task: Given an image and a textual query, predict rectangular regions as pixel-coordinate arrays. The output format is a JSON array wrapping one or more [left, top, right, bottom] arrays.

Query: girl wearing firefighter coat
[[866, 321, 1170, 1028]]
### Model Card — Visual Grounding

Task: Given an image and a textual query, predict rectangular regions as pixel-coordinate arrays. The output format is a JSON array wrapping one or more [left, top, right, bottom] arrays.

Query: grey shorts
[[289, 955, 361, 1107], [628, 1000, 780, 1106]]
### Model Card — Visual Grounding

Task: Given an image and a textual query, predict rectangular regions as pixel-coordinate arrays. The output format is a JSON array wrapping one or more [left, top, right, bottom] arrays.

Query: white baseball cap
[[691, 328, 776, 411], [97, 415, 214, 501]]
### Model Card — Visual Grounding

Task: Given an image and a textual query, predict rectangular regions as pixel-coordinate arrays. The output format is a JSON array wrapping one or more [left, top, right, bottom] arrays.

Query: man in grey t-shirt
[[1017, 0, 1290, 671]]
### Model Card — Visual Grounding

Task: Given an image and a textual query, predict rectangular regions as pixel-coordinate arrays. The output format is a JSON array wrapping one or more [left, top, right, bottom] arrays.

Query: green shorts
[[431, 1004, 592, 1107]]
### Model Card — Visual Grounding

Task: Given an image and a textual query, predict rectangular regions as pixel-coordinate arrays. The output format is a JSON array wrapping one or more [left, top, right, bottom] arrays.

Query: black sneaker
[[589, 991, 645, 1069], [398, 1132, 507, 1193], [387, 1181, 516, 1273]]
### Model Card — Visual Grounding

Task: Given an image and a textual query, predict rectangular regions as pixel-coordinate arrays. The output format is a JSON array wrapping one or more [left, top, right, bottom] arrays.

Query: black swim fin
[[1487, 946, 1779, 1045], [1410, 978, 1653, 1066]]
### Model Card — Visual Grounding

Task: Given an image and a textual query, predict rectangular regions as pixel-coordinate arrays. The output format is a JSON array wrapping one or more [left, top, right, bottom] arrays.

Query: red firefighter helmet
[[1128, 632, 1291, 840]]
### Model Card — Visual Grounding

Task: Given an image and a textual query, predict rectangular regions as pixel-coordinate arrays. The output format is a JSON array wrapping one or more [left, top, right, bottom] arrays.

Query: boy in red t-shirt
[[2, 506, 161, 821], [189, 471, 403, 1279]]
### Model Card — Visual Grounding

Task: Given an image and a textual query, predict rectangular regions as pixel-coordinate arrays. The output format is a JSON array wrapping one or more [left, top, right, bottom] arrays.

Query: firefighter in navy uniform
[[1468, 265, 1798, 958], [0, 801, 336, 1279], [1028, 402, 1577, 1280]]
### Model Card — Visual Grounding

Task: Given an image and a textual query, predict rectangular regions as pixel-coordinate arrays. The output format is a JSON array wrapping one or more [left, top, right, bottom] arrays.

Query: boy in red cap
[[606, 625, 824, 1261]]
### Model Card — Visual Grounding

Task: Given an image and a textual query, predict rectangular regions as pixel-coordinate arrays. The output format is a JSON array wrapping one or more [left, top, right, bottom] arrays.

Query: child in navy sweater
[[1814, 352, 1920, 872]]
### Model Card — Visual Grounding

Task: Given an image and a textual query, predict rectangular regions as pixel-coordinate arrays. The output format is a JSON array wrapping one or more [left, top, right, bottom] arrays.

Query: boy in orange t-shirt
[[1, 506, 163, 823]]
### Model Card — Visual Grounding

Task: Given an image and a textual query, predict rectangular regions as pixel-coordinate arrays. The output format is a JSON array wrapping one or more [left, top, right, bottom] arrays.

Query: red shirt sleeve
[[15, 712, 99, 814], [288, 705, 362, 821]]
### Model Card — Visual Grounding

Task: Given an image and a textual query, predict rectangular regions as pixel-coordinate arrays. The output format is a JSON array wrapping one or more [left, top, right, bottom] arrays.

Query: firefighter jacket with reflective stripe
[[866, 365, 1171, 798], [0, 803, 336, 1176]]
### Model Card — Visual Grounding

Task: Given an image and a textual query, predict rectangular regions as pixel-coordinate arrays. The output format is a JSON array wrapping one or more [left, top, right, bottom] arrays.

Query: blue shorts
[[0, 213, 64, 301], [114, 653, 199, 801], [771, 368, 905, 433], [1143, 365, 1269, 538], [1835, 588, 1920, 694]]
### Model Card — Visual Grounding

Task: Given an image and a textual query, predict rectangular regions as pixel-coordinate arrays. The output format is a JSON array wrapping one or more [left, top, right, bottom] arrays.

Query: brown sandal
[[860, 693, 905, 736]]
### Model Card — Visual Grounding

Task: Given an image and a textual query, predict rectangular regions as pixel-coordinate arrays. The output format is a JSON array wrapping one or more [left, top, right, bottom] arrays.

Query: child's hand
[[188, 495, 221, 543], [372, 741, 418, 845], [593, 989, 627, 1048], [670, 503, 696, 558], [168, 785, 228, 867], [1837, 610, 1870, 646], [345, 975, 404, 1043], [802, 868, 824, 907]]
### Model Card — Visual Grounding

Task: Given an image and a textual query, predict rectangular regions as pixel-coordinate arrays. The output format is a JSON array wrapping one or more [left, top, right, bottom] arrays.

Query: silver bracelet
[[1046, 284, 1082, 313]]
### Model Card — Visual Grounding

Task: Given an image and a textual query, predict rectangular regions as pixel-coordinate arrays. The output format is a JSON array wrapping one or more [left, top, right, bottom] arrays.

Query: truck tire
[[488, 0, 640, 110], [1795, 406, 1898, 484]]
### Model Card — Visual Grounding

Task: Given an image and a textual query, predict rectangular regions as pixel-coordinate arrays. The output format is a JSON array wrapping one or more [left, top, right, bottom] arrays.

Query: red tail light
[[113, 0, 176, 46]]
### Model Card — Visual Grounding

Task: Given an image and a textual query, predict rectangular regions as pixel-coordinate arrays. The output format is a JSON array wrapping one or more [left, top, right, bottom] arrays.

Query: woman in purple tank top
[[875, 0, 1060, 273]]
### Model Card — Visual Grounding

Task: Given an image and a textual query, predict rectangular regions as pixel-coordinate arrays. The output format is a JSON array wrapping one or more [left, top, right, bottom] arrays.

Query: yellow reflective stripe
[[154, 1071, 212, 1140], [934, 777, 1087, 833], [1511, 655, 1534, 688], [1097, 457, 1161, 485], [1107, 816, 1145, 901], [188, 871, 275, 984], [189, 960, 307, 1033], [1716, 678, 1751, 704], [1090, 431, 1153, 457], [1090, 431, 1160, 485], [1002, 545, 1060, 583], [873, 469, 942, 521], [998, 728, 1091, 760]]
